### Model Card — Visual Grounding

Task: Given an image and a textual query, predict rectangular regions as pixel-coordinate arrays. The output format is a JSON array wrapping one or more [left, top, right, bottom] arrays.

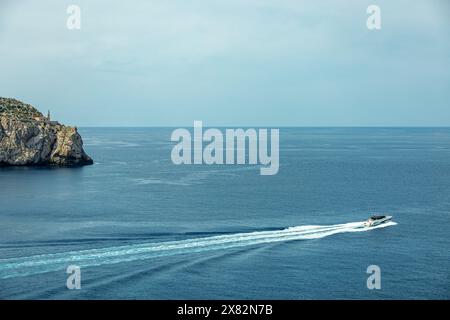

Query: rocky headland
[[0, 97, 93, 167]]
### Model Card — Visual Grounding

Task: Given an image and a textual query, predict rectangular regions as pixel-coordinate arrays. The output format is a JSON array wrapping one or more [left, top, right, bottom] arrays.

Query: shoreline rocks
[[0, 97, 93, 167]]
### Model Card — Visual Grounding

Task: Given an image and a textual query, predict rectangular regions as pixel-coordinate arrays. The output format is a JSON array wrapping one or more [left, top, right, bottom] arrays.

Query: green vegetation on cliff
[[0, 97, 44, 120]]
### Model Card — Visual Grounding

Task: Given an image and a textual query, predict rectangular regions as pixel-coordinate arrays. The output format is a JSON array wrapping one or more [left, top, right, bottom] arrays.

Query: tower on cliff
[[47, 110, 51, 121]]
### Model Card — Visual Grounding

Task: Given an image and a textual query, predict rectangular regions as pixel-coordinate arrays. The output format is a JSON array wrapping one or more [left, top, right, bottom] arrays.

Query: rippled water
[[0, 128, 449, 299]]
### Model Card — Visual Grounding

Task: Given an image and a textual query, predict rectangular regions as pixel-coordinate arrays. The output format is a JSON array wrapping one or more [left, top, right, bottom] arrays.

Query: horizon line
[[75, 125, 450, 128]]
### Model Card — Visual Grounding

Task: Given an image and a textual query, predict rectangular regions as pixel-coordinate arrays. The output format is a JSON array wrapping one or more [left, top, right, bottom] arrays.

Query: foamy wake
[[0, 221, 396, 279]]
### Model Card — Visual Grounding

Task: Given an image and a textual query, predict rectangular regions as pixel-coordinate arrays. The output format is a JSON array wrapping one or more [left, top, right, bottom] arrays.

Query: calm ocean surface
[[0, 127, 449, 299]]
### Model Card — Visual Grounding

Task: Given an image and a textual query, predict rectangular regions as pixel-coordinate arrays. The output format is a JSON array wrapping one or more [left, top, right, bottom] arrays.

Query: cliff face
[[0, 98, 93, 167]]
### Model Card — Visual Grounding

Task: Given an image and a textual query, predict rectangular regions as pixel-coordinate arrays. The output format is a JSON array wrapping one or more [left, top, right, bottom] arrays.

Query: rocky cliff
[[0, 97, 93, 167]]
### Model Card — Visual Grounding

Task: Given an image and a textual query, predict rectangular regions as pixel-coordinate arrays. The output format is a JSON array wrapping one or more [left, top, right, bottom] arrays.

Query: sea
[[0, 127, 449, 299]]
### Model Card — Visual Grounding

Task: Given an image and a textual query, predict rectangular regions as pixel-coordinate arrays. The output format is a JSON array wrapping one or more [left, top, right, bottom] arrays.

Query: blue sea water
[[0, 127, 449, 299]]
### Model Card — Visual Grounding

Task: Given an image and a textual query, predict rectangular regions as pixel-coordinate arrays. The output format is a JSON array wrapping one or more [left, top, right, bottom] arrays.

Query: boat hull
[[364, 215, 392, 227]]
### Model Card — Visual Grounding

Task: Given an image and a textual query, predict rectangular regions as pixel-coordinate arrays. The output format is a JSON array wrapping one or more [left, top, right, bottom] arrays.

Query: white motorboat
[[364, 215, 393, 227]]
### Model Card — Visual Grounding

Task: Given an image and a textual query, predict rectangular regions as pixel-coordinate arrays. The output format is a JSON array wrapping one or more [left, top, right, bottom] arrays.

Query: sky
[[0, 0, 449, 126]]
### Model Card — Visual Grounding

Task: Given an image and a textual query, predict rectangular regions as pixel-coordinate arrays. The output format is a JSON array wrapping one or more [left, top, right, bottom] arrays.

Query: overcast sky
[[0, 0, 449, 126]]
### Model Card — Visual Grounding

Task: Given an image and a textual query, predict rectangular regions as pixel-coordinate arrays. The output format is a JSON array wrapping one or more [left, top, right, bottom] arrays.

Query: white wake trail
[[0, 221, 396, 279]]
